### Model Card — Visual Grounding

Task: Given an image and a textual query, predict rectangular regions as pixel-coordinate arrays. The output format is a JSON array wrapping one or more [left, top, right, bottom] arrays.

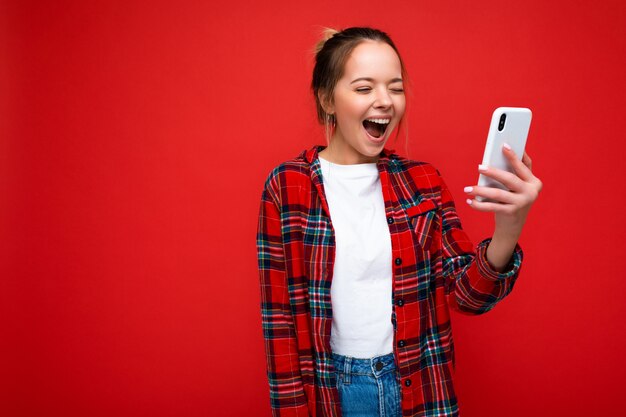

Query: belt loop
[[343, 356, 352, 385]]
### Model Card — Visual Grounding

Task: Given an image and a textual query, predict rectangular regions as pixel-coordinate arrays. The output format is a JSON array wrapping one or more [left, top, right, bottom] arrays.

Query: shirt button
[[398, 340, 406, 348], [387, 217, 394, 224], [396, 298, 405, 307], [394, 258, 402, 265], [375, 362, 384, 371], [404, 379, 412, 387]]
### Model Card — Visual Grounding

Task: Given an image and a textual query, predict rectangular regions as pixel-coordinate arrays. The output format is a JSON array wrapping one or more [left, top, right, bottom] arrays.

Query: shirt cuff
[[475, 238, 524, 281]]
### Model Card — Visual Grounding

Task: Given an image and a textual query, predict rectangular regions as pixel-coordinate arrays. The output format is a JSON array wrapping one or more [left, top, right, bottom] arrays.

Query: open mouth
[[362, 119, 390, 139]]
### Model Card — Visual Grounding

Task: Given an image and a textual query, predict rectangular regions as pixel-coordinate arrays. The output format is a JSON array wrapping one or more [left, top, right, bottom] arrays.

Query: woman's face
[[328, 40, 406, 164]]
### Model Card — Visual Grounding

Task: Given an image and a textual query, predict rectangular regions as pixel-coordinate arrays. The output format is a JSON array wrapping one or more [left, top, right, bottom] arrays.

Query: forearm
[[486, 225, 522, 272]]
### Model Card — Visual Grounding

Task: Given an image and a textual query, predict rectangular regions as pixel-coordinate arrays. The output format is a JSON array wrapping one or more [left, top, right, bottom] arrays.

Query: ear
[[317, 89, 335, 114]]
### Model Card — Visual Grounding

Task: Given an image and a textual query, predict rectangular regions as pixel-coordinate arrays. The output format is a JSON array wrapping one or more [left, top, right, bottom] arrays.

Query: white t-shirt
[[319, 156, 394, 358]]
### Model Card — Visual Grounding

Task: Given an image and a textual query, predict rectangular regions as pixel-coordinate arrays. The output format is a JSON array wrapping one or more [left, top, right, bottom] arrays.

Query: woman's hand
[[463, 144, 543, 271]]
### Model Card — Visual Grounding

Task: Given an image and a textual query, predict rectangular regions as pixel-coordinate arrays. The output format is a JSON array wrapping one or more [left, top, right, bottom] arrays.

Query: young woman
[[257, 27, 542, 417]]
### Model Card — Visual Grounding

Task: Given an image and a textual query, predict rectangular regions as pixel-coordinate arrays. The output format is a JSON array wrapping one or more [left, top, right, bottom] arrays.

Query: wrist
[[486, 232, 519, 272]]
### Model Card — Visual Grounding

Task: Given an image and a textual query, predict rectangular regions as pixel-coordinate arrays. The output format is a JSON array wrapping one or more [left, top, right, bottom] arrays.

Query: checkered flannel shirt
[[256, 145, 523, 416]]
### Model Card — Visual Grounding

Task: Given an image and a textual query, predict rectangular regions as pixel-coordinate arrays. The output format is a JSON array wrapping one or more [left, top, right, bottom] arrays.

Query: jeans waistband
[[332, 352, 396, 378]]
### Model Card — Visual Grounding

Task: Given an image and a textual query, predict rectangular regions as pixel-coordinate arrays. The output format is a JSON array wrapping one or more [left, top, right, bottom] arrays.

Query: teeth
[[365, 118, 390, 125]]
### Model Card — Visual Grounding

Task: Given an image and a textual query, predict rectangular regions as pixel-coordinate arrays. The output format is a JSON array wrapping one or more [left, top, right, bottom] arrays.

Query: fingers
[[478, 164, 525, 193], [504, 146, 543, 192], [522, 151, 532, 171], [478, 145, 542, 193], [467, 144, 543, 212], [501, 145, 534, 182], [465, 197, 517, 214], [464, 185, 517, 205]]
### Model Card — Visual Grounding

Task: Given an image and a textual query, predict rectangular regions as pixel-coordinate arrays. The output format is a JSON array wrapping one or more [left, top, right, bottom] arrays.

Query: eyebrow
[[350, 77, 403, 84]]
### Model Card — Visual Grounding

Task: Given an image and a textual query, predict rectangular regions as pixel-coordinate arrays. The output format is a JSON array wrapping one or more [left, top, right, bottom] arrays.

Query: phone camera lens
[[498, 113, 506, 131]]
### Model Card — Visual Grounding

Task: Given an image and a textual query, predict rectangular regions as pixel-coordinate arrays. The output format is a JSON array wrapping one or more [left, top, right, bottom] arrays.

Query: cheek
[[394, 96, 406, 115], [337, 103, 367, 124]]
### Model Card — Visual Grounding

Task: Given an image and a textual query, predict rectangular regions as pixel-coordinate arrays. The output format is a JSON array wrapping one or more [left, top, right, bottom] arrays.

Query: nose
[[373, 87, 392, 109]]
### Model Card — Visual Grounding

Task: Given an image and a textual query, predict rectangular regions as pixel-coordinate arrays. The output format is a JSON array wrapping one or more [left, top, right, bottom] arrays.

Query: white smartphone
[[477, 107, 532, 201]]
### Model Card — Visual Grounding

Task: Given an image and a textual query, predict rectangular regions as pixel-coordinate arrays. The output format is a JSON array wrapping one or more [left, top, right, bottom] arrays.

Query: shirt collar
[[302, 145, 396, 167]]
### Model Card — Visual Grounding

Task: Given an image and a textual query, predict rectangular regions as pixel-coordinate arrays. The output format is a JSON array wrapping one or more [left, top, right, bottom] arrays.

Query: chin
[[358, 144, 386, 161], [365, 137, 388, 151]]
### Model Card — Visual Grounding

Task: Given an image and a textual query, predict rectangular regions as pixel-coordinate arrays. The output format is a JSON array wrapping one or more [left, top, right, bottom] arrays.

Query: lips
[[363, 116, 392, 140]]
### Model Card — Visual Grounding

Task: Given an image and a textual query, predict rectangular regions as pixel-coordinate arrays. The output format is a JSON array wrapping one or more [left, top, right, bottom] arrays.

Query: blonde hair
[[314, 27, 338, 55]]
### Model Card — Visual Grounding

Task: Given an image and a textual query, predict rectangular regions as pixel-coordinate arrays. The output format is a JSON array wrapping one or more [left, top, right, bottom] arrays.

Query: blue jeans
[[332, 352, 402, 417]]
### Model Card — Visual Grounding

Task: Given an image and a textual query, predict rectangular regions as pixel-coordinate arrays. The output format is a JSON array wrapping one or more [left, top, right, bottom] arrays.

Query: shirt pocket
[[405, 199, 440, 252]]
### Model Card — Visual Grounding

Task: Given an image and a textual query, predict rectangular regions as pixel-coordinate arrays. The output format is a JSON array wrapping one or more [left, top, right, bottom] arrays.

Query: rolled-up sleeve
[[438, 172, 524, 315]]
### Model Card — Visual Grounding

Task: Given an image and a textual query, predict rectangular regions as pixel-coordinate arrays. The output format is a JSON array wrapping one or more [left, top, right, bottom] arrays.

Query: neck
[[319, 132, 380, 165]]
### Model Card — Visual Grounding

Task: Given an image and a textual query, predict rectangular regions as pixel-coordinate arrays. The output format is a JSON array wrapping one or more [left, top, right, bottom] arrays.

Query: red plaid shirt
[[256, 145, 523, 416]]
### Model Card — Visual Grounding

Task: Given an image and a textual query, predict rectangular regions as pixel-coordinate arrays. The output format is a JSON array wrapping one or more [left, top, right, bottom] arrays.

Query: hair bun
[[314, 27, 339, 54]]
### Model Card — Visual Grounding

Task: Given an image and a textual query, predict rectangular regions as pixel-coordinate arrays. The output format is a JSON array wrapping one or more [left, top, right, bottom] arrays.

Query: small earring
[[327, 113, 336, 126]]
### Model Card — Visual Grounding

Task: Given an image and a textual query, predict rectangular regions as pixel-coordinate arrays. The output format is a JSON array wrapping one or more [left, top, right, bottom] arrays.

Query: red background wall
[[2, 1, 625, 416]]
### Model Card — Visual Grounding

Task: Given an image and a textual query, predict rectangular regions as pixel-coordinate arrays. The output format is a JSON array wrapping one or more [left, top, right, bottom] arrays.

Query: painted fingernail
[[466, 199, 473, 205], [503, 143, 512, 150], [464, 186, 473, 193], [478, 164, 488, 171]]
